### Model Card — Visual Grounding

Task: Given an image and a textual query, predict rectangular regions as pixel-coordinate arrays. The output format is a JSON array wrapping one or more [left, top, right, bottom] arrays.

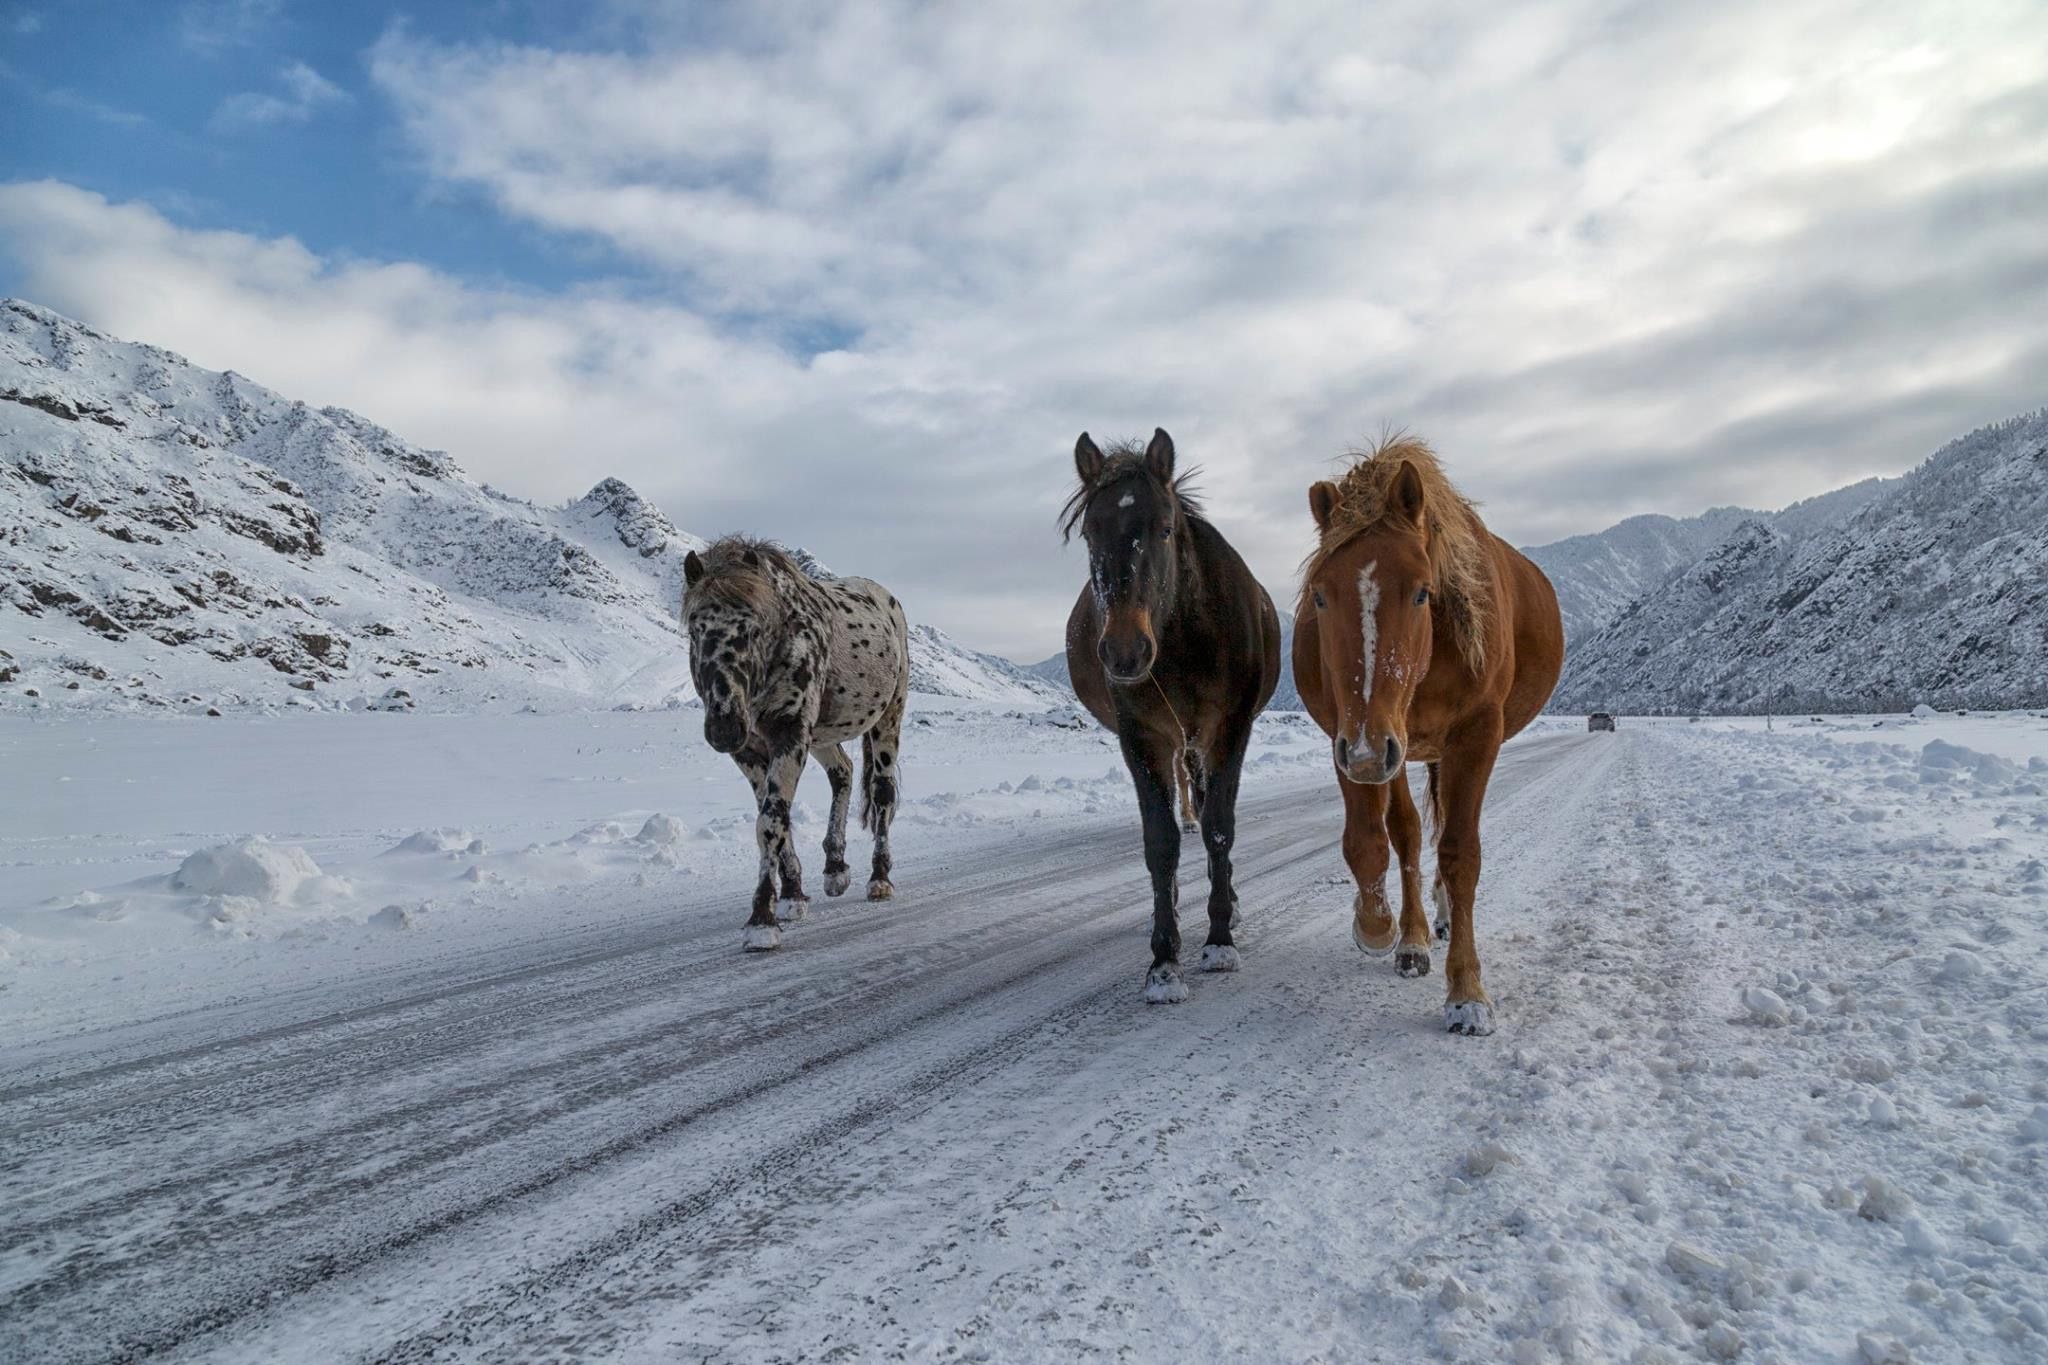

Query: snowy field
[[3, 704, 2047, 1362]]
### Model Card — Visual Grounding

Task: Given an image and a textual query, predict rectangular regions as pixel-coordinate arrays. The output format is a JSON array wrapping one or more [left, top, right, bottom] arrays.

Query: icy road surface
[[4, 724, 2047, 1363]]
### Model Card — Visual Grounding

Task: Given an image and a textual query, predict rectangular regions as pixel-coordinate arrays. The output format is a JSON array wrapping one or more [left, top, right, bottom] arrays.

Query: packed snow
[[4, 703, 2046, 1362]]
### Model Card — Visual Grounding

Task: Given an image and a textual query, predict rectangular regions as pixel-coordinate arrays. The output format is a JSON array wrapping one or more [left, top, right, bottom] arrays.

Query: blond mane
[[1301, 434, 1495, 673], [685, 535, 804, 614]]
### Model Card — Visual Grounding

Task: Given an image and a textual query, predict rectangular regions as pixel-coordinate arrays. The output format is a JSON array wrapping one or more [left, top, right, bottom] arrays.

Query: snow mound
[[1918, 739, 2020, 785], [388, 828, 484, 856], [170, 839, 323, 902], [635, 813, 686, 846]]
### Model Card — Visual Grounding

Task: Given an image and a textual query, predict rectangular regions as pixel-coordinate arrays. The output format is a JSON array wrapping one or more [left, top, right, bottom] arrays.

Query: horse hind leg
[[1176, 752, 1200, 833], [1427, 761, 1451, 941], [1387, 768, 1431, 978], [812, 741, 855, 897], [861, 696, 904, 900]]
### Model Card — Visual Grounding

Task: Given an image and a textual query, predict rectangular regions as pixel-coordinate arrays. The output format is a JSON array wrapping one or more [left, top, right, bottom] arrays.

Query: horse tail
[[1424, 762, 1443, 838], [860, 729, 880, 832]]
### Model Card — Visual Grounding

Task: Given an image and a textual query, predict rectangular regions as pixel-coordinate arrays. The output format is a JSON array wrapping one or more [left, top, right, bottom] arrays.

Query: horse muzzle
[[1097, 624, 1159, 686], [1334, 733, 1404, 785], [704, 712, 748, 754]]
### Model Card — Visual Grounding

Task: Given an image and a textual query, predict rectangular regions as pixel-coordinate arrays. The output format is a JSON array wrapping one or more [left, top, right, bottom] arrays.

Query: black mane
[[1059, 442, 1206, 543]]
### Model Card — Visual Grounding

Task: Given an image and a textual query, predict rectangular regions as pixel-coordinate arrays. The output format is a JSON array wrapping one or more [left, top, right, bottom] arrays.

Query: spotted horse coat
[[682, 536, 910, 951]]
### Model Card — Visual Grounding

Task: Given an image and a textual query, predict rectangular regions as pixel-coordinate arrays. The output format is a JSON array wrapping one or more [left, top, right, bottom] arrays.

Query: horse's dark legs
[[740, 747, 807, 950], [861, 694, 904, 900], [1119, 725, 1187, 1003], [1195, 730, 1249, 973], [1386, 770, 1431, 977], [1437, 714, 1504, 1035], [1338, 771, 1395, 956], [811, 741, 855, 897]]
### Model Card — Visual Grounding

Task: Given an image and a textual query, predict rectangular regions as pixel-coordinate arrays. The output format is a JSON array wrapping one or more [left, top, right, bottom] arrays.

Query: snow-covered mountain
[[0, 300, 1061, 713], [1555, 410, 2048, 714], [1523, 479, 1891, 646]]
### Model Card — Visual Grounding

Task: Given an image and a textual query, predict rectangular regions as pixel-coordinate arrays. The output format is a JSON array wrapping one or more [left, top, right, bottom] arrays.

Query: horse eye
[[1415, 587, 1431, 606], [1312, 590, 1327, 610]]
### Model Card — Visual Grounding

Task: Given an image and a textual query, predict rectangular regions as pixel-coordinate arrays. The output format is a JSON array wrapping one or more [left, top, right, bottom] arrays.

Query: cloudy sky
[[3, 1, 2043, 657]]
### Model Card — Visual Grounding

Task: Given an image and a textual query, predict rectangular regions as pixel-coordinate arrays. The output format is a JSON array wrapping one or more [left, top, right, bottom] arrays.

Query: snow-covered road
[[5, 724, 2046, 1363]]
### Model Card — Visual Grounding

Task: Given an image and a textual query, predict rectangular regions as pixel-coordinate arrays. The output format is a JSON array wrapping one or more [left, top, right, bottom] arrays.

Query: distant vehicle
[[1687, 715, 1702, 723], [1587, 713, 1617, 732]]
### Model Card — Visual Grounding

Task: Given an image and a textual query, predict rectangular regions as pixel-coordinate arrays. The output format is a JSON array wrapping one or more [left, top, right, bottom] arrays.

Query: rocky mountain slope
[[1523, 480, 1891, 646], [0, 300, 1059, 713], [1554, 410, 2048, 713]]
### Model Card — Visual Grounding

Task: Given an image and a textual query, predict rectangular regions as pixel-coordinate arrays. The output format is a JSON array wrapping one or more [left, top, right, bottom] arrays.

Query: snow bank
[[170, 838, 325, 902]]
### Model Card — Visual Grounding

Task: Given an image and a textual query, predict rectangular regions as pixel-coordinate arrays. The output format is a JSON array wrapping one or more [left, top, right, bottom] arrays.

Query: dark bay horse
[[1063, 429, 1283, 1003], [1293, 437, 1562, 1035]]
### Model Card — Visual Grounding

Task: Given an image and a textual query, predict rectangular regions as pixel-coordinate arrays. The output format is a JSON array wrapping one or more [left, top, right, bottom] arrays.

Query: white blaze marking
[[1357, 561, 1380, 703], [1118, 492, 1136, 507]]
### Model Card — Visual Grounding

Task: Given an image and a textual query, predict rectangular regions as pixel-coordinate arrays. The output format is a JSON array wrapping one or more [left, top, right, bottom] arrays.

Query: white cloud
[[7, 1, 2048, 657], [212, 60, 350, 130], [178, 0, 281, 55]]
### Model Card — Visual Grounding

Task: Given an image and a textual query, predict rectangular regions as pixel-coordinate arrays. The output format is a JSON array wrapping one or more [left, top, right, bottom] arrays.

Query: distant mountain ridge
[[1552, 411, 2048, 713], [1522, 478, 1893, 647], [0, 299, 1061, 712]]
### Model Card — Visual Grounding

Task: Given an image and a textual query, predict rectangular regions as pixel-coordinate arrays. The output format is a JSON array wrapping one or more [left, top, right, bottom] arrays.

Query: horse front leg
[[1437, 717, 1503, 1035], [741, 747, 807, 951], [1120, 727, 1186, 1003], [1338, 772, 1395, 956], [811, 741, 855, 897], [1387, 770, 1431, 978], [1195, 731, 1249, 973]]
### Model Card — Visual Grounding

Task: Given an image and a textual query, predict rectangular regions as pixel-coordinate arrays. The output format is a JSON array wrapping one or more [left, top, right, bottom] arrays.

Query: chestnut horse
[[1293, 436, 1562, 1035], [1064, 429, 1283, 1004]]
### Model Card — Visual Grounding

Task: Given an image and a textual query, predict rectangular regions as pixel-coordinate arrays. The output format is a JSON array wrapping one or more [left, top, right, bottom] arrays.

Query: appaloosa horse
[[682, 537, 910, 951], [1063, 429, 1283, 1003], [1293, 436, 1562, 1035]]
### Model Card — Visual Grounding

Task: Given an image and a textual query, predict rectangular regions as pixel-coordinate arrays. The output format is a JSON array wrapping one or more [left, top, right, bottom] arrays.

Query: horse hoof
[[1444, 999, 1496, 1036], [1352, 917, 1398, 957], [1144, 964, 1190, 1004], [866, 879, 894, 901], [1199, 943, 1241, 973], [1180, 818, 1199, 834], [824, 871, 851, 898], [1396, 947, 1432, 978], [778, 898, 809, 924], [742, 923, 782, 952]]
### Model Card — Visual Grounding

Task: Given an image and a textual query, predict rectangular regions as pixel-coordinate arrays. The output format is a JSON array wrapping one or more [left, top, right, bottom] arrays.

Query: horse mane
[[1059, 441, 1206, 543], [687, 534, 809, 613], [1302, 433, 1494, 674]]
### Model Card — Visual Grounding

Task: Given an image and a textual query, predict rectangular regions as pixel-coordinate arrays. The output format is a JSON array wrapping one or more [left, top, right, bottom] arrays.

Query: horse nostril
[[1385, 737, 1402, 771], [1334, 737, 1351, 769]]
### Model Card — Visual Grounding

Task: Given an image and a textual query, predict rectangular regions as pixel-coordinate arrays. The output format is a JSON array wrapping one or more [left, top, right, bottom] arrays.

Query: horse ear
[[684, 549, 704, 587], [1308, 481, 1340, 531], [1074, 433, 1104, 484], [1145, 427, 1175, 482], [1392, 460, 1426, 527]]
